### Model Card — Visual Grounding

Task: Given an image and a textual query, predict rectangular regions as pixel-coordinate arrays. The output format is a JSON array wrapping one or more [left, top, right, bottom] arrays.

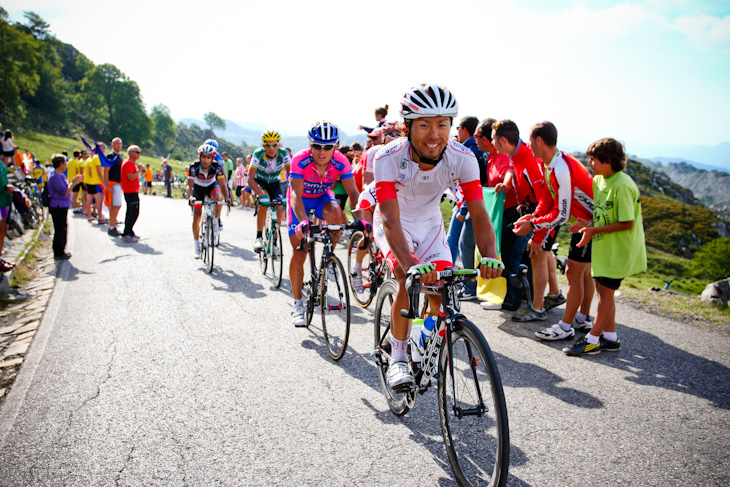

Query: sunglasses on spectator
[[264, 143, 278, 148], [311, 144, 335, 151], [129, 150, 141, 154]]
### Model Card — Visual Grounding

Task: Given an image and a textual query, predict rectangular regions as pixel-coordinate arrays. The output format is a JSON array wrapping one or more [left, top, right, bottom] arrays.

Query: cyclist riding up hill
[[288, 121, 362, 327], [187, 143, 231, 258], [373, 84, 503, 390], [248, 130, 291, 252]]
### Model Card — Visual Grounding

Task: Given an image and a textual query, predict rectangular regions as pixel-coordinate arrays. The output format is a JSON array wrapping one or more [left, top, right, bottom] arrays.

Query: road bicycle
[[371, 269, 510, 487], [346, 230, 389, 308], [299, 222, 359, 361], [196, 200, 226, 274], [551, 243, 567, 275], [256, 197, 284, 288]]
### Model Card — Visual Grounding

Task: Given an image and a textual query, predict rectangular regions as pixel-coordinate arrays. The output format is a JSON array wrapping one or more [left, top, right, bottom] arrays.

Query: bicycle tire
[[347, 231, 375, 308], [200, 220, 209, 264], [271, 221, 283, 288], [259, 225, 269, 275], [438, 318, 509, 487], [206, 215, 215, 273], [320, 254, 350, 361], [373, 279, 410, 416]]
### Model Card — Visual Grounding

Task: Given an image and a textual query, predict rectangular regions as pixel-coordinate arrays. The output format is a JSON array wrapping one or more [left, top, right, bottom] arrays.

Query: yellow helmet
[[261, 130, 281, 142]]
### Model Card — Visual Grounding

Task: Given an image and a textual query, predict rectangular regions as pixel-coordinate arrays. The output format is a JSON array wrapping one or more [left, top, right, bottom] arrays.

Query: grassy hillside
[[14, 130, 189, 177]]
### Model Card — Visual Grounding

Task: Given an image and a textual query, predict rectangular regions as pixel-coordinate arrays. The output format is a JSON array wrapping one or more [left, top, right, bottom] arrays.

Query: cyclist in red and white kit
[[374, 84, 503, 390]]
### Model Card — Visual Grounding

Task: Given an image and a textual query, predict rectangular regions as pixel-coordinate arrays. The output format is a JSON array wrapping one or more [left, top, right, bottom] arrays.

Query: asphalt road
[[0, 195, 728, 486]]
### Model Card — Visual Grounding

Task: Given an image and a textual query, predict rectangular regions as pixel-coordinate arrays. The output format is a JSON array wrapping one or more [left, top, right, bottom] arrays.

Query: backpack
[[41, 184, 50, 207]]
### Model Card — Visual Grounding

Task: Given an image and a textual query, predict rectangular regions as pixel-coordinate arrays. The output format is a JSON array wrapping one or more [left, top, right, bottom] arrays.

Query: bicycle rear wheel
[[206, 215, 215, 273], [320, 255, 350, 361], [373, 279, 410, 416], [347, 231, 374, 308], [271, 222, 283, 288], [259, 225, 269, 275], [438, 318, 509, 487]]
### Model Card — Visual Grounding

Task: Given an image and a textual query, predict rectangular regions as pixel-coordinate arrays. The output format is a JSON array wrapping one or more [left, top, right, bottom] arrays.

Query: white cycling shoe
[[350, 269, 364, 293], [387, 361, 414, 391], [194, 241, 201, 259], [292, 306, 306, 327]]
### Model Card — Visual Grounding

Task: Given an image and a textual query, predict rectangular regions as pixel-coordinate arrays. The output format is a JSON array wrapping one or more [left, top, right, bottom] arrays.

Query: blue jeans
[[459, 215, 477, 293], [447, 208, 465, 265]]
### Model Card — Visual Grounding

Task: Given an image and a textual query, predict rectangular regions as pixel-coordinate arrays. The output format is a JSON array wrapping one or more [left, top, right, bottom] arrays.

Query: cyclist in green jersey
[[249, 130, 291, 252]]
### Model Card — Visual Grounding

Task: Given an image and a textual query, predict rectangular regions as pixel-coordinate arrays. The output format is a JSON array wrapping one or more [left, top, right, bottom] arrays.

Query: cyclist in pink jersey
[[374, 84, 503, 391], [288, 121, 361, 327]]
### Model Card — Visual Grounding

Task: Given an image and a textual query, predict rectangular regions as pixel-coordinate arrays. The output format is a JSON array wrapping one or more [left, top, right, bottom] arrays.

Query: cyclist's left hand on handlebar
[[295, 219, 310, 240], [225, 198, 232, 207], [479, 257, 505, 280], [357, 219, 373, 237]]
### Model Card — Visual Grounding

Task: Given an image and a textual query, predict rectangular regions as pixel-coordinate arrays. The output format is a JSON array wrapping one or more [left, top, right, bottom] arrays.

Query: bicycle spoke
[[320, 255, 350, 361]]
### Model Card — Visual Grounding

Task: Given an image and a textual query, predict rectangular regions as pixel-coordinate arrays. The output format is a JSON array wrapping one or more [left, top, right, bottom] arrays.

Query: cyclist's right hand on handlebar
[[407, 263, 438, 287], [295, 219, 310, 240], [188, 196, 195, 207]]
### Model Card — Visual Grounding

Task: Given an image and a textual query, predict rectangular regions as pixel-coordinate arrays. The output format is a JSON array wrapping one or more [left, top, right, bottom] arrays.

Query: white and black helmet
[[400, 84, 459, 120]]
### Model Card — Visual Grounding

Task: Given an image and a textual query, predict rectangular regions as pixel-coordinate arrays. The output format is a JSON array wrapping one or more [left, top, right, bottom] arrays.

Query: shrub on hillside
[[690, 238, 730, 282]]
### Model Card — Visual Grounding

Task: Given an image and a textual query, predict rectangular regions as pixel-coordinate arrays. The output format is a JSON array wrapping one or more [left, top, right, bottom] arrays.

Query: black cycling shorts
[[568, 232, 592, 263], [192, 182, 222, 202], [594, 276, 623, 290], [256, 179, 283, 204], [540, 225, 560, 251]]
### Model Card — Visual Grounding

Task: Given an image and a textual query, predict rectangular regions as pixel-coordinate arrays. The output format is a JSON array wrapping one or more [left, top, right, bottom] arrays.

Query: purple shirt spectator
[[48, 171, 71, 208]]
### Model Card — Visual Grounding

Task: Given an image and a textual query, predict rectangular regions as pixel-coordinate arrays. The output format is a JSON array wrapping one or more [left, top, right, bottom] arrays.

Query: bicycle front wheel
[[373, 279, 410, 416], [271, 222, 283, 288], [320, 255, 350, 361], [200, 220, 209, 264], [347, 231, 374, 308], [438, 318, 509, 487], [206, 216, 215, 273]]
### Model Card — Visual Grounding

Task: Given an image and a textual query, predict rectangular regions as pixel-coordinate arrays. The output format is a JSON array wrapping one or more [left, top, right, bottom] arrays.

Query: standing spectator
[[68, 150, 84, 213], [120, 145, 144, 242], [144, 164, 153, 195], [47, 154, 84, 259], [79, 148, 90, 214], [163, 159, 173, 198], [565, 138, 646, 356], [2, 130, 16, 165], [85, 142, 107, 223], [358, 105, 389, 133], [492, 120, 562, 321], [222, 152, 234, 181], [234, 157, 250, 209], [0, 157, 16, 272], [449, 116, 483, 300], [473, 118, 523, 310], [103, 137, 125, 236]]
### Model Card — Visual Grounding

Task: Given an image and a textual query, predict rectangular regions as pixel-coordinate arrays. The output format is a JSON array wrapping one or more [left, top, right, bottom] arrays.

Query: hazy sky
[[5, 0, 730, 156]]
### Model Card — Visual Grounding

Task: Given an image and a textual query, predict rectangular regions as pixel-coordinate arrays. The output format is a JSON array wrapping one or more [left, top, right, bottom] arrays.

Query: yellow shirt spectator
[[68, 157, 82, 180], [86, 154, 103, 185]]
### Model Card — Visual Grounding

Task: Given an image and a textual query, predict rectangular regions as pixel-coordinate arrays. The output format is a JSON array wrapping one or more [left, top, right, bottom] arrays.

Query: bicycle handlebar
[[400, 268, 480, 319], [295, 222, 360, 252]]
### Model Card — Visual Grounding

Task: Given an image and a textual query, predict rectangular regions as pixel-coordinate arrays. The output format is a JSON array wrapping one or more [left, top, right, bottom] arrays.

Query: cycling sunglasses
[[311, 144, 335, 151], [264, 143, 278, 148]]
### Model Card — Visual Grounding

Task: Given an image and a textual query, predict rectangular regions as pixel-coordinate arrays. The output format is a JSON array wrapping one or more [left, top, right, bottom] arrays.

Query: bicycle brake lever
[[400, 273, 421, 318]]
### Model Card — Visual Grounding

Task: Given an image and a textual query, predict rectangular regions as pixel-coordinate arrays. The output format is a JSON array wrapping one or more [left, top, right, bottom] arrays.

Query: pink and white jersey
[[373, 139, 482, 224], [356, 181, 378, 212], [289, 149, 353, 198]]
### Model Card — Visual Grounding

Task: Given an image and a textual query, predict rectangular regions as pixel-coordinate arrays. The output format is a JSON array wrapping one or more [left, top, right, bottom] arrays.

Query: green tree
[[150, 103, 177, 151], [203, 112, 226, 132], [690, 238, 730, 282], [80, 63, 152, 145], [0, 10, 41, 120], [23, 11, 50, 39]]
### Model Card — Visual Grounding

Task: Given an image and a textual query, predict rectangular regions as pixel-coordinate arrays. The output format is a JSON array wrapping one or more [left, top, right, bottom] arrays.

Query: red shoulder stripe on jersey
[[375, 181, 397, 202], [460, 180, 484, 203]]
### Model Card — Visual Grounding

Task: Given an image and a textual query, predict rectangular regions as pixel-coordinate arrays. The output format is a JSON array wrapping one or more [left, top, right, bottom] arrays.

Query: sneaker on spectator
[[535, 324, 575, 341], [544, 291, 566, 310], [600, 336, 621, 352], [563, 337, 601, 356], [573, 315, 594, 332], [481, 301, 502, 310], [512, 306, 548, 322], [458, 288, 478, 301], [108, 227, 120, 237], [122, 234, 135, 243], [292, 306, 306, 327]]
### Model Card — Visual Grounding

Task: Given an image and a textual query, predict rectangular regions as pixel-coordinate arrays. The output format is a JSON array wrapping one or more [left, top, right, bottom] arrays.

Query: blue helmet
[[204, 138, 219, 149], [308, 121, 339, 145]]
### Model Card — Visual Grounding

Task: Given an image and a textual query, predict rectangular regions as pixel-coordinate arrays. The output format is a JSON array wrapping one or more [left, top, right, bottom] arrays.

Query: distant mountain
[[649, 157, 728, 173], [178, 118, 366, 152], [644, 142, 730, 172], [657, 162, 730, 218]]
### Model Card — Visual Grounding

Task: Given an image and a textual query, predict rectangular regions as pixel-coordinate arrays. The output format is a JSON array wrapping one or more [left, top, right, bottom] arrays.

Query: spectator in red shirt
[[120, 145, 144, 243], [492, 120, 563, 321]]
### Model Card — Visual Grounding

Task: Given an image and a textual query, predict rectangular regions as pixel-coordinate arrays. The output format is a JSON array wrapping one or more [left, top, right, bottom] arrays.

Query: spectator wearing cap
[[120, 145, 144, 242], [48, 154, 84, 259]]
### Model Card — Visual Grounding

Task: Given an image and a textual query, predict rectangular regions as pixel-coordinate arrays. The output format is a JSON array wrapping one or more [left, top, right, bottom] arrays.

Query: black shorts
[[192, 183, 221, 201], [72, 183, 82, 192], [568, 232, 592, 263], [540, 225, 560, 251], [144, 181, 152, 188], [85, 184, 99, 195], [235, 186, 245, 197], [594, 276, 623, 290], [256, 179, 283, 204], [3, 150, 15, 157]]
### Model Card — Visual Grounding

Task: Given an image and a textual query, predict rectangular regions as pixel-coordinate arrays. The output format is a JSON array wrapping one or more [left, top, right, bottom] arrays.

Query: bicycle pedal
[[391, 382, 415, 394]]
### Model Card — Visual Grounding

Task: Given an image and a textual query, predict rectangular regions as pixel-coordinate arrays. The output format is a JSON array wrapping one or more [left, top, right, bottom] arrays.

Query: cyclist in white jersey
[[374, 84, 503, 390]]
